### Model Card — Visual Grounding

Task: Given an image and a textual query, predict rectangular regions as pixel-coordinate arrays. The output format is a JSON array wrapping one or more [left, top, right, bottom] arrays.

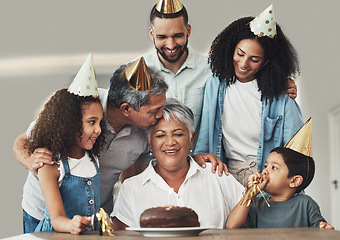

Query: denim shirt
[[194, 75, 304, 173]]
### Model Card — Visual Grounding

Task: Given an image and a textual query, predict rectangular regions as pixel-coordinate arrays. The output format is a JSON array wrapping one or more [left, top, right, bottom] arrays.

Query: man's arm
[[13, 132, 54, 174], [283, 79, 297, 99]]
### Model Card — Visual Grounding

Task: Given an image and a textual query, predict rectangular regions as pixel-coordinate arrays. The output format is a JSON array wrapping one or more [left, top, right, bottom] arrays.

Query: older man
[[13, 59, 168, 233], [14, 57, 225, 233], [142, 0, 298, 134]]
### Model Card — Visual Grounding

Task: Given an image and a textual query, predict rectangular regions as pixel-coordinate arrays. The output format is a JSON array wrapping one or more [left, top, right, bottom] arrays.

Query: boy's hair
[[25, 89, 105, 160], [271, 147, 315, 193], [149, 4, 188, 26]]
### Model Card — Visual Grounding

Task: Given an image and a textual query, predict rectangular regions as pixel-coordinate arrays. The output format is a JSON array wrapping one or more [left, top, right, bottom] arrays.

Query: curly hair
[[25, 89, 105, 161], [209, 17, 299, 101]]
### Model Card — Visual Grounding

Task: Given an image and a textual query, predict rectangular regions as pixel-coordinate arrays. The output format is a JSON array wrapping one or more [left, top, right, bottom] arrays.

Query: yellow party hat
[[68, 53, 99, 98], [249, 4, 277, 38], [284, 117, 313, 157], [125, 57, 151, 91], [155, 0, 183, 14]]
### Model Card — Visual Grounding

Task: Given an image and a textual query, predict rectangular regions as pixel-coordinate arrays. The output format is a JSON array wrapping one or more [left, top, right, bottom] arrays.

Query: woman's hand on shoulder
[[68, 215, 92, 234], [192, 153, 229, 176]]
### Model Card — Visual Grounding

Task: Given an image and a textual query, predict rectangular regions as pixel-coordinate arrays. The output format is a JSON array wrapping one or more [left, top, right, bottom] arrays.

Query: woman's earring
[[189, 149, 193, 153], [149, 152, 153, 156]]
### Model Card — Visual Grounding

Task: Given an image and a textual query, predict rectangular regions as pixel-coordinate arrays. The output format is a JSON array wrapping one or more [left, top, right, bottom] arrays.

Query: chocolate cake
[[140, 206, 200, 228]]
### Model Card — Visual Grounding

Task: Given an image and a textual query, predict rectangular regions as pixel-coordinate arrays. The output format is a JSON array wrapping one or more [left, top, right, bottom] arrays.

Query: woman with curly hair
[[23, 55, 105, 234], [195, 5, 304, 187]]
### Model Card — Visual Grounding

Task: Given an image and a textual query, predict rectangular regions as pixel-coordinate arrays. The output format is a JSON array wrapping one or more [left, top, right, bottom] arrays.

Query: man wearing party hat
[[13, 55, 168, 232], [141, 0, 211, 136], [121, 0, 225, 177], [226, 118, 334, 229], [140, 0, 298, 139], [98, 57, 169, 214]]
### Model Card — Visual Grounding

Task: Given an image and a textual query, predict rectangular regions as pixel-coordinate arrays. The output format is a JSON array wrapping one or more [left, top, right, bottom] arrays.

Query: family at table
[[13, 0, 334, 235]]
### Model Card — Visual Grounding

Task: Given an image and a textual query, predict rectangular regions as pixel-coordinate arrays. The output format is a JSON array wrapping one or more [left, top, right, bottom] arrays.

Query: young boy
[[226, 146, 334, 229]]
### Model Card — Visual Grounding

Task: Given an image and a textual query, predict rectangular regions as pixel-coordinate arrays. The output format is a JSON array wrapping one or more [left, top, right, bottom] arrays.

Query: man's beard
[[154, 38, 188, 63]]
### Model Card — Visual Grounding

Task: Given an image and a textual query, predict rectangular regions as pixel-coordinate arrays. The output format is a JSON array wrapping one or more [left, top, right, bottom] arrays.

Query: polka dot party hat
[[249, 4, 277, 38], [68, 53, 99, 98], [155, 0, 183, 14]]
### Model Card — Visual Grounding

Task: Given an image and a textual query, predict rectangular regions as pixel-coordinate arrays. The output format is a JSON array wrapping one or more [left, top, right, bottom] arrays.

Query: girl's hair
[[271, 147, 315, 193], [209, 16, 299, 101], [25, 89, 105, 160]]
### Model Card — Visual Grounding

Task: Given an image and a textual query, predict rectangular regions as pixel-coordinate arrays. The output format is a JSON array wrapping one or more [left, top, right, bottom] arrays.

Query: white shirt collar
[[151, 48, 196, 75], [141, 156, 202, 189]]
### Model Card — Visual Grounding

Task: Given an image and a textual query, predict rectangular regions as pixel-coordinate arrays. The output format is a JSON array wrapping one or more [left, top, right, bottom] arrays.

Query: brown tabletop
[[5, 228, 340, 240]]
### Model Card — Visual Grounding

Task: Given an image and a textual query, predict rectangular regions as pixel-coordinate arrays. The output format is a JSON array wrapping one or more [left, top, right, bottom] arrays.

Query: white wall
[[1, 0, 339, 237]]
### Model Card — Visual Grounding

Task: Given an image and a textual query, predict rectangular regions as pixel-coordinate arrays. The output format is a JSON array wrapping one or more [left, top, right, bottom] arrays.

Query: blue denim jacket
[[194, 75, 304, 173]]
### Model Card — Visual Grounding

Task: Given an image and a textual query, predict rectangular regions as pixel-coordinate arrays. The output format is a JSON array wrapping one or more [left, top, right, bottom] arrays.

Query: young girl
[[226, 146, 334, 229], [25, 54, 105, 234]]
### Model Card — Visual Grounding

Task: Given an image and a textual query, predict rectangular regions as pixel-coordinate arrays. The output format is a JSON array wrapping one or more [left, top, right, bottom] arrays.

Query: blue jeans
[[23, 209, 40, 233]]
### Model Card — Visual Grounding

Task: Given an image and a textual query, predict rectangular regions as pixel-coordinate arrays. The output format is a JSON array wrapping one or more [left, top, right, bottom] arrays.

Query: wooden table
[[5, 228, 340, 240]]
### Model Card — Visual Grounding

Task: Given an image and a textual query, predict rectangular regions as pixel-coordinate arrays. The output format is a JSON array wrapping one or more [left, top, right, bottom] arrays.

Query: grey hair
[[147, 98, 195, 140], [108, 62, 168, 111]]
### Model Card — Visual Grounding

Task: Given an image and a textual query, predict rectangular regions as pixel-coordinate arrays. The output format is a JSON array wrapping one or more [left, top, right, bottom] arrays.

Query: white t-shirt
[[57, 152, 99, 185], [22, 88, 152, 219], [222, 79, 262, 162], [111, 157, 244, 229], [22, 151, 99, 220], [23, 121, 99, 218]]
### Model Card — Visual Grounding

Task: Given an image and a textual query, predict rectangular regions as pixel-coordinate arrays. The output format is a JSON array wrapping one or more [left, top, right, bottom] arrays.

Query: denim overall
[[35, 151, 100, 232]]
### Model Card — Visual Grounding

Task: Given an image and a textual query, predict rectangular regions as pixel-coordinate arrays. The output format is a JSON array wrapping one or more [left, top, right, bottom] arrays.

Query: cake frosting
[[140, 206, 200, 228]]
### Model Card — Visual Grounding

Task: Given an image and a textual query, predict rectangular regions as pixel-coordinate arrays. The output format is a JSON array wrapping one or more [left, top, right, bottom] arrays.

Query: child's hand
[[68, 215, 92, 234], [248, 172, 267, 191], [319, 221, 335, 229]]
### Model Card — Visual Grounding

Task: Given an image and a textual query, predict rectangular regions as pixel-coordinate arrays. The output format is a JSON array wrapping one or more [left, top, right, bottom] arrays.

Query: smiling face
[[233, 39, 265, 83], [72, 101, 103, 158], [148, 117, 194, 173], [262, 152, 294, 198], [149, 16, 191, 64]]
